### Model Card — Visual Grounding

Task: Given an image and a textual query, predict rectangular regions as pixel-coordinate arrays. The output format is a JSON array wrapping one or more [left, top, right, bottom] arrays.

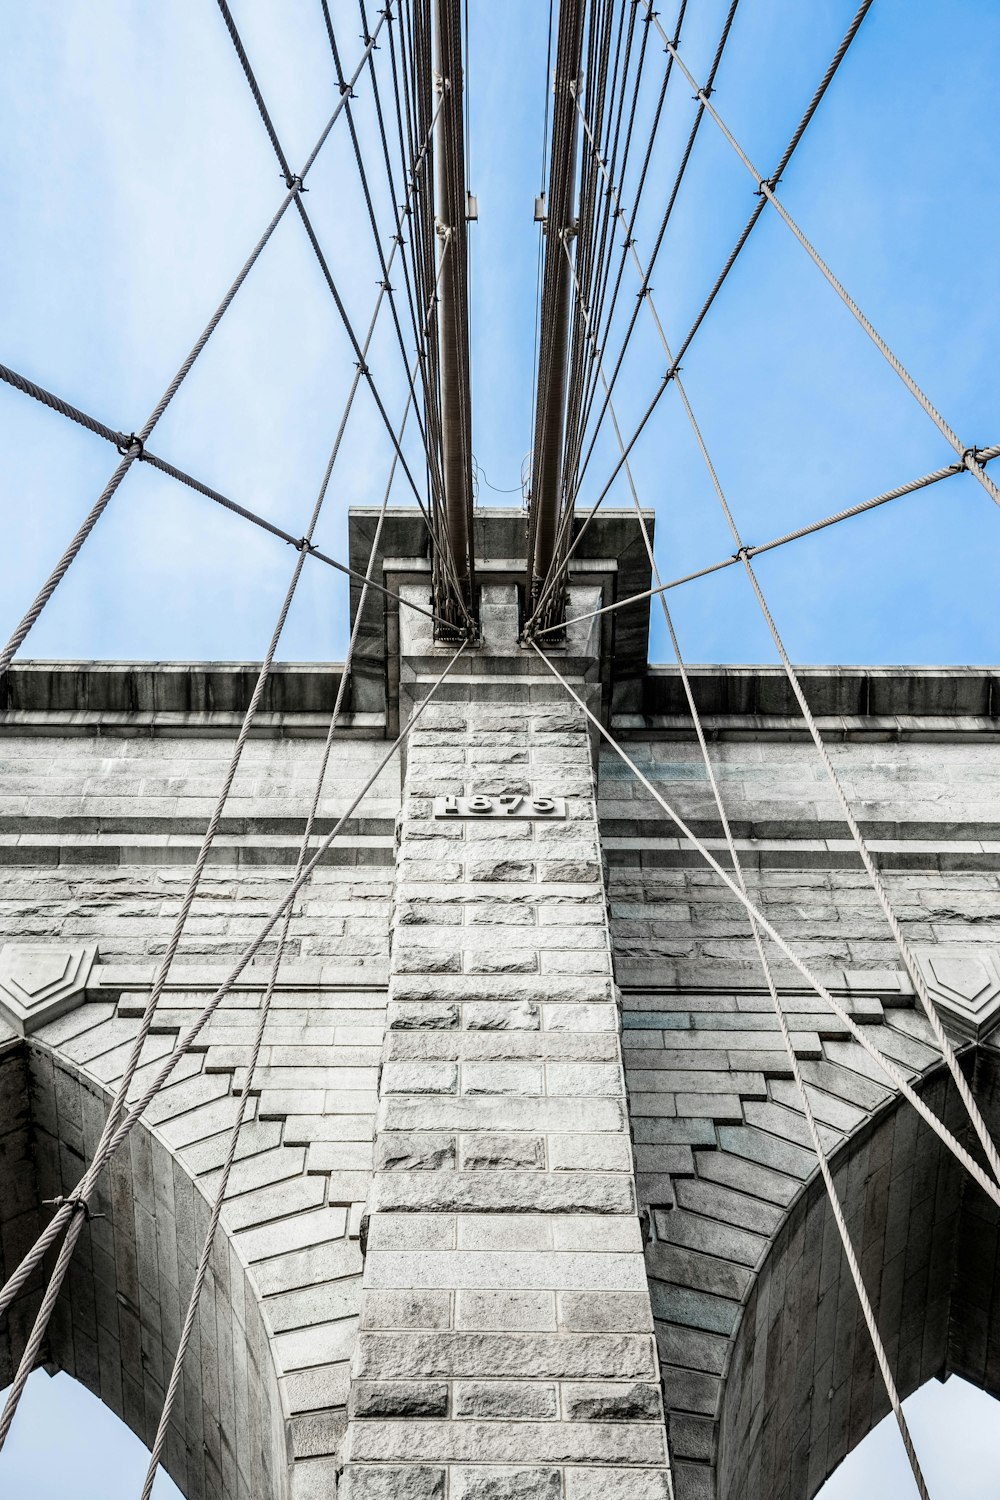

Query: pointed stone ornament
[[912, 947, 1000, 1042], [0, 942, 97, 1035]]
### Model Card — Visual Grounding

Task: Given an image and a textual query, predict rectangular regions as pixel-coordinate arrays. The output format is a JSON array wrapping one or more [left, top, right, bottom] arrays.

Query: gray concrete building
[[1, 511, 997, 1499]]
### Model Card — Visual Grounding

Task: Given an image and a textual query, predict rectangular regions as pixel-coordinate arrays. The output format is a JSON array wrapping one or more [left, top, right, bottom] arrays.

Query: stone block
[[562, 1381, 662, 1422], [451, 1470, 562, 1500], [455, 1291, 557, 1332], [339, 1466, 445, 1499], [454, 1381, 558, 1419], [465, 1000, 540, 1030], [460, 1134, 545, 1170], [351, 1381, 449, 1418]]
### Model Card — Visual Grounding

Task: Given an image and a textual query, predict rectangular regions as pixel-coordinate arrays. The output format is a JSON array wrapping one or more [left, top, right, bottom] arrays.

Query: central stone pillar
[[340, 585, 668, 1498]]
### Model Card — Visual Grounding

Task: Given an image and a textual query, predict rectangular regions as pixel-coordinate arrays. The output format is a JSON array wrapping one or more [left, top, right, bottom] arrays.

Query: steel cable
[[528, 0, 871, 628]]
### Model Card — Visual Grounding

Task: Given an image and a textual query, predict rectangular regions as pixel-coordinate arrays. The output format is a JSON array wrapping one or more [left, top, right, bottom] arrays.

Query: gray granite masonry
[[0, 511, 998, 1499]]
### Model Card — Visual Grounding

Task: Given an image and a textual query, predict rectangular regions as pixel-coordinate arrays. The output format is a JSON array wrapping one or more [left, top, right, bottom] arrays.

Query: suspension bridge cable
[[0, 638, 469, 1336], [0, 299, 456, 1339], [527, 0, 873, 628], [651, 14, 1000, 513], [558, 131, 1000, 1186], [662, 343, 1000, 1187], [0, 18, 391, 679], [528, 637, 1000, 1212], [138, 372, 413, 1500], [214, 0, 451, 538], [535, 442, 1000, 637], [320, 0, 442, 512], [567, 0, 740, 515], [586, 286, 932, 1497]]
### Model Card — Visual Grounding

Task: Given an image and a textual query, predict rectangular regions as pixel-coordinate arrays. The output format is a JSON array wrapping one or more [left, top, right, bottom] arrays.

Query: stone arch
[[716, 1042, 1000, 1500], [620, 972, 1000, 1500], [0, 1028, 288, 1500]]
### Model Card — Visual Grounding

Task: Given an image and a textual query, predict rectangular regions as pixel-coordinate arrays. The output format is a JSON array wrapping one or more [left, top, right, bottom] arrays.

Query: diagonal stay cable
[[529, 638, 1000, 1214], [622, 398, 931, 1500], [0, 638, 469, 1337], [534, 442, 1000, 637], [137, 364, 414, 1500], [0, 283, 447, 1325], [0, 250, 452, 1444], [0, 19, 387, 679], [214, 0, 473, 609], [0, 227, 431, 1444], [527, 0, 874, 630], [569, 120, 1000, 1188], [0, 359, 450, 633], [567, 240, 930, 1492], [652, 12, 1000, 512], [664, 341, 1000, 1187]]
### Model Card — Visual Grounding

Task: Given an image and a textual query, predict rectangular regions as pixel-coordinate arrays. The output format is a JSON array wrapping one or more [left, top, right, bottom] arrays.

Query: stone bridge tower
[[1, 510, 998, 1499]]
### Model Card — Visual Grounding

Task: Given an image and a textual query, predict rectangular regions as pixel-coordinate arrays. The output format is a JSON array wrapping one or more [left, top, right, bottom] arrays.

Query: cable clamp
[[734, 545, 751, 562], [117, 433, 144, 458], [295, 537, 316, 555], [339, 82, 356, 98], [755, 178, 773, 199], [44, 1194, 105, 1222], [961, 446, 982, 468], [285, 173, 307, 194], [355, 360, 371, 376]]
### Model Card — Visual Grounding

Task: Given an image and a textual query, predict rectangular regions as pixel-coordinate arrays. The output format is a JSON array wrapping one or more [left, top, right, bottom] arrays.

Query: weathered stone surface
[[352, 1380, 449, 1418], [6, 566, 997, 1500]]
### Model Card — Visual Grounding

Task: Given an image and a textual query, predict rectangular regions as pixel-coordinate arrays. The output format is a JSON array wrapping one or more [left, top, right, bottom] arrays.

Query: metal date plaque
[[434, 794, 567, 819]]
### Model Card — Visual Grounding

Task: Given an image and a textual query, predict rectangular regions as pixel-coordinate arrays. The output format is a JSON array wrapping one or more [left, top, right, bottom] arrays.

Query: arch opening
[[0, 1368, 183, 1498], [717, 1043, 1000, 1500], [818, 1372, 1000, 1498]]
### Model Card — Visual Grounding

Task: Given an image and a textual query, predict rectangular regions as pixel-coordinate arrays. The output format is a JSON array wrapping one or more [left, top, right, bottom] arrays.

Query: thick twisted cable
[[654, 21, 1000, 513], [528, 640, 1000, 1214], [617, 387, 931, 1500], [534, 442, 1000, 638], [139, 415, 405, 1499], [664, 354, 1000, 1190], [528, 0, 875, 628], [0, 643, 467, 1319]]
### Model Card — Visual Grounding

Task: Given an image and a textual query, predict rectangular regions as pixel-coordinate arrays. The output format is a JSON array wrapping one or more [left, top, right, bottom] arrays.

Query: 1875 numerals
[[433, 794, 567, 819]]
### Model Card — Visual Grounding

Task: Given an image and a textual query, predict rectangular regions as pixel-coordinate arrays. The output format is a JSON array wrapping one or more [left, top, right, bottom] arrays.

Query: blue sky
[[2, 2, 1000, 1494], [1, 0, 999, 666]]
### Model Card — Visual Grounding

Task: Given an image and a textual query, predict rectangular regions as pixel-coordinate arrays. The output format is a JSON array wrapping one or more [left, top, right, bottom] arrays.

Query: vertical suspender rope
[[138, 363, 424, 1498], [0, 246, 452, 1322], [562, 101, 1000, 1192], [563, 228, 931, 1496], [526, 0, 875, 632], [647, 11, 1000, 513], [528, 641, 1000, 1211]]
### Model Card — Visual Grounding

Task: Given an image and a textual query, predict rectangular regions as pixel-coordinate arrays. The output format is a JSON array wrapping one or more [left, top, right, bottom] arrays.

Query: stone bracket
[[911, 946, 1000, 1042], [0, 942, 98, 1035]]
